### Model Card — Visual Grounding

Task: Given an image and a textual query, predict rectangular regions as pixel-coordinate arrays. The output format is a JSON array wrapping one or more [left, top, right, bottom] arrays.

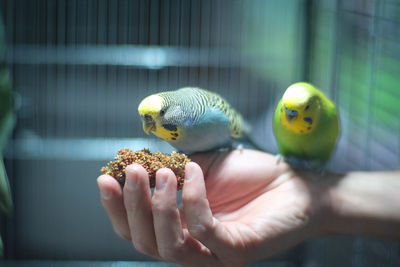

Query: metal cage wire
[[0, 0, 399, 264]]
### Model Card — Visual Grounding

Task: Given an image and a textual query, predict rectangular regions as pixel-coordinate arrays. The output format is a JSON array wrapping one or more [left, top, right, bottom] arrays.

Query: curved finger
[[152, 168, 185, 261], [123, 164, 158, 257], [152, 168, 219, 265], [97, 175, 131, 240], [182, 162, 234, 261]]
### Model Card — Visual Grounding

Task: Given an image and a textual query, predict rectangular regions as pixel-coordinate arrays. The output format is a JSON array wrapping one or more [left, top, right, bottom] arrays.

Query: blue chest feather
[[172, 107, 232, 153]]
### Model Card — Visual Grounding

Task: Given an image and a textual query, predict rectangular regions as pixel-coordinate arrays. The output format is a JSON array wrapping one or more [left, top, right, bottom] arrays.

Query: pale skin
[[97, 149, 400, 267]]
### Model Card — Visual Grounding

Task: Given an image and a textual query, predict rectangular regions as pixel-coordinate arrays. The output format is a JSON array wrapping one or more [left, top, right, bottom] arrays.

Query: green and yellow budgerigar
[[273, 82, 339, 167], [138, 87, 251, 154]]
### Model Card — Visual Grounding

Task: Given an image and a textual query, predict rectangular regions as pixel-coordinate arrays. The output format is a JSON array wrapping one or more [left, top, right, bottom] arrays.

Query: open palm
[[98, 149, 320, 267]]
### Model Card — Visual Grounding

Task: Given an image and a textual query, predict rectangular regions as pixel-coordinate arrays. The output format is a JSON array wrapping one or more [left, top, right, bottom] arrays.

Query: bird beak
[[142, 121, 156, 135], [141, 115, 157, 134], [284, 106, 298, 122]]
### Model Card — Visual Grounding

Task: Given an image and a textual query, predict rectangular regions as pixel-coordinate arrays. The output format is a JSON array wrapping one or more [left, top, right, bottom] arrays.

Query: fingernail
[[185, 163, 195, 181], [100, 188, 112, 200], [185, 172, 193, 182], [156, 174, 168, 191], [125, 175, 138, 191]]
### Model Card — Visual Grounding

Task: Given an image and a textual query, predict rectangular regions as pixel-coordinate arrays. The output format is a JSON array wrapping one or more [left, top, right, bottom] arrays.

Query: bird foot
[[275, 154, 285, 165], [236, 143, 244, 153]]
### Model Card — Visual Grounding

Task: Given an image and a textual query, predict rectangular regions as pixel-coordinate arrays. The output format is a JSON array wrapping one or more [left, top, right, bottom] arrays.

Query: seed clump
[[101, 148, 191, 190]]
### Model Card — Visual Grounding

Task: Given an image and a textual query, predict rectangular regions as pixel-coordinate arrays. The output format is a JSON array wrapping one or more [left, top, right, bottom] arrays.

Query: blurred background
[[0, 0, 399, 266]]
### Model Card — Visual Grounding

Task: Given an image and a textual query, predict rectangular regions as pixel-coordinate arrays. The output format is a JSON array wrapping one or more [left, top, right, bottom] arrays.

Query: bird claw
[[236, 144, 244, 153], [230, 142, 244, 153], [275, 154, 284, 165]]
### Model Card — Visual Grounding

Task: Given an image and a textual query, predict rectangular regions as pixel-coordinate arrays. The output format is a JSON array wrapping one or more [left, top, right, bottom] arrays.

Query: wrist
[[318, 171, 400, 238]]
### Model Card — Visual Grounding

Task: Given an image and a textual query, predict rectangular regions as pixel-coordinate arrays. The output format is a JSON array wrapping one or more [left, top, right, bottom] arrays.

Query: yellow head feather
[[138, 94, 182, 141], [138, 94, 163, 117], [280, 83, 320, 134]]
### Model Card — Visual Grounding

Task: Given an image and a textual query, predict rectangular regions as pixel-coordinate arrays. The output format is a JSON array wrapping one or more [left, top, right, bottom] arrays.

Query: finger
[[123, 164, 158, 257], [152, 168, 219, 265], [97, 175, 131, 240], [152, 168, 185, 261], [182, 162, 233, 260], [189, 151, 220, 175]]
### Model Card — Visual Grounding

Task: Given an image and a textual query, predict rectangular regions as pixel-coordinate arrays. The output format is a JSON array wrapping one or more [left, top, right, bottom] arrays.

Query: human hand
[[97, 149, 324, 266]]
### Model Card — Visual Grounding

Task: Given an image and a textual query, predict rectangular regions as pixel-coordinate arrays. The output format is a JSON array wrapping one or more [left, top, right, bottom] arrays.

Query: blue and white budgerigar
[[273, 82, 340, 168], [138, 87, 252, 154]]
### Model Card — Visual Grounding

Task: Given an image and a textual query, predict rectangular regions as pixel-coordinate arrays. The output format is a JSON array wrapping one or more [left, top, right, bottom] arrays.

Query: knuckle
[[117, 233, 131, 241], [188, 221, 214, 241], [133, 242, 157, 256], [116, 229, 131, 241], [152, 198, 172, 214], [158, 244, 183, 261], [183, 194, 206, 210], [182, 193, 198, 204]]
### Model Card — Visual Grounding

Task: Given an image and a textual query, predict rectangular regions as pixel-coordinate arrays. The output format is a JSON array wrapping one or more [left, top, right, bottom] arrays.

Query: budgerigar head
[[279, 82, 321, 134], [138, 92, 184, 142]]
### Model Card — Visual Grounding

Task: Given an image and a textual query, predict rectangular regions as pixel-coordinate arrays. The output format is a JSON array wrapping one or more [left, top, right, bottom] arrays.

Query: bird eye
[[160, 108, 166, 116], [144, 114, 152, 122], [305, 105, 310, 111]]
